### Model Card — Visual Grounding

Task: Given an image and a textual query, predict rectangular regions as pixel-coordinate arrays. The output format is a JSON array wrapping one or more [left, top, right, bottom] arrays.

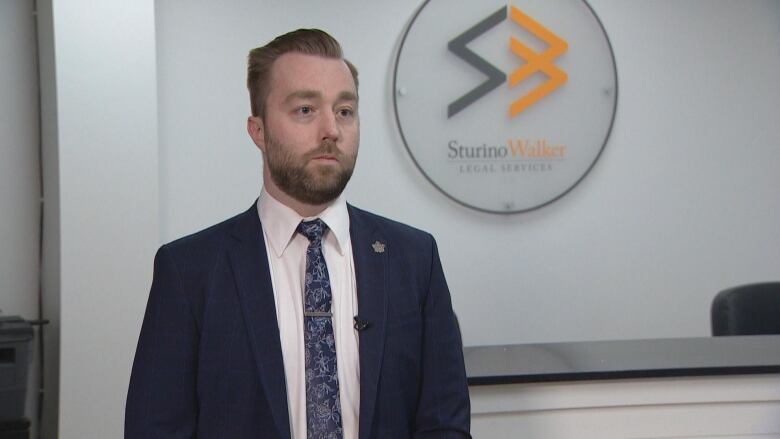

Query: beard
[[263, 133, 357, 206]]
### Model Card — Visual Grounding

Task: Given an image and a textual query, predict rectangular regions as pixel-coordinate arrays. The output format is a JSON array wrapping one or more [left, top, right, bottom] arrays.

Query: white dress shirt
[[257, 189, 360, 439]]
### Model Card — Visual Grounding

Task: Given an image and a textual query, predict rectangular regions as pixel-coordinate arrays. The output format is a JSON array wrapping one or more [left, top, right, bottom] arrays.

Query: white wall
[[0, 0, 40, 333], [156, 0, 780, 346], [37, 1, 159, 437], [30, 0, 780, 437], [0, 0, 41, 435]]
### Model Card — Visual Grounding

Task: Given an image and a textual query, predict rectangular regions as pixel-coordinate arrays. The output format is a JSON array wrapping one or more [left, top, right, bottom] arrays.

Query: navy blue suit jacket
[[125, 204, 471, 438]]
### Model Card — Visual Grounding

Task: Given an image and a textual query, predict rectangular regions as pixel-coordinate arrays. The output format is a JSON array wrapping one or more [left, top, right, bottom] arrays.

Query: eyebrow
[[283, 89, 358, 104], [337, 91, 358, 103], [284, 90, 321, 103]]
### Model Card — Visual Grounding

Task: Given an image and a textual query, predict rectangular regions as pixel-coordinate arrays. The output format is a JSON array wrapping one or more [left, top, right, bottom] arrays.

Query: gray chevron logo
[[447, 7, 507, 118]]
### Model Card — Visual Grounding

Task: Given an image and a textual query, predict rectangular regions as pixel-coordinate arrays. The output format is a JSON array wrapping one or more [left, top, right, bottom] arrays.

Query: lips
[[312, 154, 338, 161]]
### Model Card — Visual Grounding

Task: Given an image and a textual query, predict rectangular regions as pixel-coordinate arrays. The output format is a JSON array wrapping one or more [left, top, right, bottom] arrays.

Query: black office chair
[[711, 282, 780, 336], [0, 419, 29, 439]]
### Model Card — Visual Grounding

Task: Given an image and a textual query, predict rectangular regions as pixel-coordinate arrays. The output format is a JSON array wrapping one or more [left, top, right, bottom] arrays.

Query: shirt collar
[[257, 188, 350, 258]]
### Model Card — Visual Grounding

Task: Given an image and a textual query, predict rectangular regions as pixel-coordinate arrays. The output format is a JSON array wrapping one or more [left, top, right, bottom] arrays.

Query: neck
[[263, 176, 331, 218]]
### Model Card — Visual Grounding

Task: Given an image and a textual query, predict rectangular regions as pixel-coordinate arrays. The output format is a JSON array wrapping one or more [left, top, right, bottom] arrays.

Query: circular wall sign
[[393, 0, 617, 213]]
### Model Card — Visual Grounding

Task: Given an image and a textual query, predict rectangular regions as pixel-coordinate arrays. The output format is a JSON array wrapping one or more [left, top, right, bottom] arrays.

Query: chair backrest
[[711, 282, 780, 336]]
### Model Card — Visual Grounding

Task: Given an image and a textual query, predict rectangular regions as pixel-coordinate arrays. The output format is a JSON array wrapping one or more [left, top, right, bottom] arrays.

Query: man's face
[[250, 52, 359, 206]]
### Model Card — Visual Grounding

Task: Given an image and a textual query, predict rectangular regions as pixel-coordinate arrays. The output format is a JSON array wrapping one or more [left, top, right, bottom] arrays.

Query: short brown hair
[[247, 28, 359, 117]]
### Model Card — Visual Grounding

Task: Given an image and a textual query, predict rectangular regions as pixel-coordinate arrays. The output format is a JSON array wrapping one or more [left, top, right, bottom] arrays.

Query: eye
[[298, 106, 313, 115], [337, 107, 354, 118]]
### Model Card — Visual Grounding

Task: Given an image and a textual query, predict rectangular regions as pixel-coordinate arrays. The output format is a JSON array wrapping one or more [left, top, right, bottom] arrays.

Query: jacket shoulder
[[159, 205, 255, 264]]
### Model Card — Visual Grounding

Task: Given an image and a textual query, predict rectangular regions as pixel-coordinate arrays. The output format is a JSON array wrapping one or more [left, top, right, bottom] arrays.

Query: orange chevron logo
[[508, 6, 568, 117]]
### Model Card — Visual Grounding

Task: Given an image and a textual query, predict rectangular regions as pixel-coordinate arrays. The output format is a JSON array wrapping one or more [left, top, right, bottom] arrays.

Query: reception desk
[[465, 336, 780, 438]]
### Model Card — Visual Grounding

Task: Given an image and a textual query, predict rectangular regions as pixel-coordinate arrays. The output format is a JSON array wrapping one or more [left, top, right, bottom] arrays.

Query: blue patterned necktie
[[298, 219, 343, 439]]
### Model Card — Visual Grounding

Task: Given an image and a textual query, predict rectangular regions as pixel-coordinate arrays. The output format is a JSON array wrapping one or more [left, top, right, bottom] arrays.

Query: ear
[[247, 116, 266, 152]]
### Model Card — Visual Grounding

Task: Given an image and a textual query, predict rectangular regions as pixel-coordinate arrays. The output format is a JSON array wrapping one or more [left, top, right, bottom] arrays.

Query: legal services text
[[458, 162, 553, 173]]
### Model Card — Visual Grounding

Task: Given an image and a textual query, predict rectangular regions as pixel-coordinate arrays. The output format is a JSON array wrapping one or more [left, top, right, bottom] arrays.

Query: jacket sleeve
[[413, 237, 472, 438], [125, 245, 199, 438]]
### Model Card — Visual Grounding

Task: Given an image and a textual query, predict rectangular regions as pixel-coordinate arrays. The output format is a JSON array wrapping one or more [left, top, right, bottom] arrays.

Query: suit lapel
[[349, 206, 388, 439], [227, 206, 291, 439]]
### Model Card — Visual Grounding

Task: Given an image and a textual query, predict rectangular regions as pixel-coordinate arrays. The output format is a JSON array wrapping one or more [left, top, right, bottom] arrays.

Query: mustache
[[306, 139, 342, 158]]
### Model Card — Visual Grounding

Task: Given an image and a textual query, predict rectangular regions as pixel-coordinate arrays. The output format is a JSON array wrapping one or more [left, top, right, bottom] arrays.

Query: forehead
[[267, 52, 356, 99]]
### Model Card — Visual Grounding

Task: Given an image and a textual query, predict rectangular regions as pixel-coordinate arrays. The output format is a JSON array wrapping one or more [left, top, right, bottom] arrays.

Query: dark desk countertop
[[464, 335, 780, 385]]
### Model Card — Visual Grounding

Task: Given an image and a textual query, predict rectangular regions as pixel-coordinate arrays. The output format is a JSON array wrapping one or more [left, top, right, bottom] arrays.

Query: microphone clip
[[353, 316, 371, 331]]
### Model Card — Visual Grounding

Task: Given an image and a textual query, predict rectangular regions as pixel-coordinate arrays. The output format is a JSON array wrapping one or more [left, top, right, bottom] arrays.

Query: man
[[126, 29, 470, 439]]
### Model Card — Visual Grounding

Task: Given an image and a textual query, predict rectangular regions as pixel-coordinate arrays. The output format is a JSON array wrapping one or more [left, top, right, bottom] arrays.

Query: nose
[[320, 109, 340, 141]]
